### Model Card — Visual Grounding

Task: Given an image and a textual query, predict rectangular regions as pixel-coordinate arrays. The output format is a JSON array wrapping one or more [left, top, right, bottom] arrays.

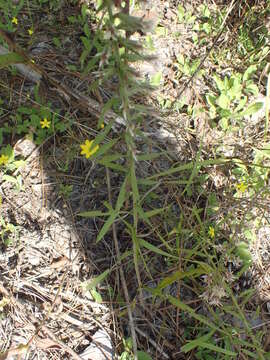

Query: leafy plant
[[0, 216, 18, 247], [176, 53, 202, 77], [206, 66, 262, 130]]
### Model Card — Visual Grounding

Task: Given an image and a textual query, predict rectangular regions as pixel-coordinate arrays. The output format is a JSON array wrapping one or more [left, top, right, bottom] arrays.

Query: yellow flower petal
[[12, 17, 18, 25], [28, 29, 33, 35], [40, 118, 51, 129], [0, 154, 9, 166], [236, 182, 247, 193], [208, 226, 215, 239], [80, 139, 99, 159]]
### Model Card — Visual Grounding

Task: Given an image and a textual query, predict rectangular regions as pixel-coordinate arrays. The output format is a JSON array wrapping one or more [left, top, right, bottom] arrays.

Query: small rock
[[79, 329, 114, 360]]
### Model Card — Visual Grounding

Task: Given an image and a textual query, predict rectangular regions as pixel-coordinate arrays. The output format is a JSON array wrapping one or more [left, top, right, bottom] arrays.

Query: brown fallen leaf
[[50, 256, 70, 269]]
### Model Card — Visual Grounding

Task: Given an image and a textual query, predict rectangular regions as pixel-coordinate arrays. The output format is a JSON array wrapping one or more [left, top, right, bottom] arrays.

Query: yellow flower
[[11, 17, 18, 25], [0, 154, 9, 166], [28, 28, 33, 35], [208, 226, 215, 239], [100, 123, 105, 129], [236, 182, 248, 193], [40, 118, 51, 129], [80, 140, 99, 159]]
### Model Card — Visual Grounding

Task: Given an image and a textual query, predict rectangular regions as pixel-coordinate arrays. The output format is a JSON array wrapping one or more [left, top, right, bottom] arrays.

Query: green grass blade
[[144, 207, 167, 218], [96, 210, 118, 242], [98, 159, 127, 172], [78, 210, 109, 217], [138, 238, 178, 259], [116, 176, 128, 212], [157, 267, 208, 290], [181, 330, 215, 352], [198, 342, 237, 356], [148, 158, 229, 179], [82, 269, 110, 290], [97, 177, 128, 242]]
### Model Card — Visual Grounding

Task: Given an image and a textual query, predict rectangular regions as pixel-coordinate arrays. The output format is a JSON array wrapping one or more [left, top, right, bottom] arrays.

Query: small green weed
[[206, 66, 262, 130], [176, 53, 202, 78], [58, 184, 73, 199], [4, 105, 72, 145], [0, 216, 18, 247]]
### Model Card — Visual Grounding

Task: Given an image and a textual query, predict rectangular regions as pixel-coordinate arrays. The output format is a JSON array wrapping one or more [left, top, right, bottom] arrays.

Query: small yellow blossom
[[80, 140, 99, 159], [236, 182, 248, 193], [100, 123, 105, 129], [28, 28, 34, 36], [11, 17, 18, 25], [0, 154, 9, 166], [40, 118, 51, 129], [208, 226, 215, 239], [30, 59, 35, 63]]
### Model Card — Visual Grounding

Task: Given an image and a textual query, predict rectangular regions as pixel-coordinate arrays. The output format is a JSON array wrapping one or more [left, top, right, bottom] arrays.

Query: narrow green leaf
[[96, 210, 118, 242], [97, 159, 127, 172], [148, 158, 229, 179], [136, 205, 152, 226], [198, 342, 237, 356], [90, 288, 103, 303], [144, 207, 166, 218], [83, 269, 110, 290], [181, 330, 215, 352], [137, 178, 158, 186], [78, 210, 109, 217], [241, 348, 263, 359], [137, 152, 161, 161], [157, 267, 207, 290], [138, 238, 177, 259], [94, 138, 119, 158], [0, 53, 25, 69], [80, 36, 91, 51], [116, 176, 128, 212]]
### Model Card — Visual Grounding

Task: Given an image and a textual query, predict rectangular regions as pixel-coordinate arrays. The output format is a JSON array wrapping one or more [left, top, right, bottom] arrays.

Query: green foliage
[[0, 216, 18, 247], [206, 68, 262, 130], [4, 104, 72, 145], [176, 53, 202, 77]]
